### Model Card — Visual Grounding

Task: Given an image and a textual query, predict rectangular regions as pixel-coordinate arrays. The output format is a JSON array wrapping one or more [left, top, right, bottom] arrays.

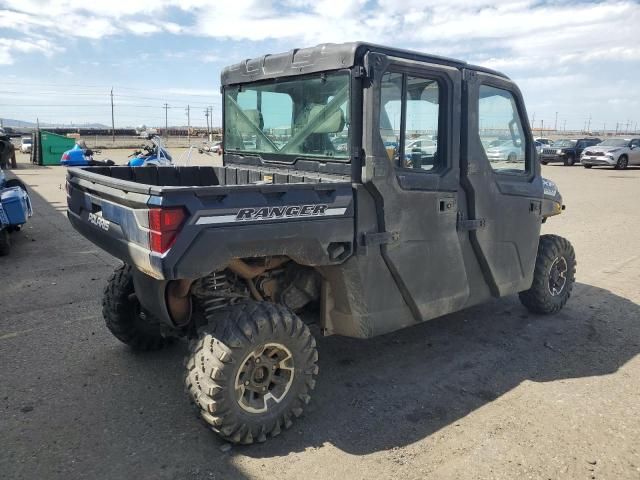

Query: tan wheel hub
[[234, 343, 295, 413]]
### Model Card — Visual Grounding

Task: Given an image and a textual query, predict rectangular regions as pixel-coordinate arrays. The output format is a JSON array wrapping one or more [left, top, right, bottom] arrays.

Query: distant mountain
[[0, 118, 37, 128], [0, 118, 110, 129]]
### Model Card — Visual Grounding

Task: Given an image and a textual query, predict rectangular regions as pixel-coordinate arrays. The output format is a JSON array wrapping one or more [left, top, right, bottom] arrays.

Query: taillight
[[62, 153, 69, 161], [148, 207, 186, 254]]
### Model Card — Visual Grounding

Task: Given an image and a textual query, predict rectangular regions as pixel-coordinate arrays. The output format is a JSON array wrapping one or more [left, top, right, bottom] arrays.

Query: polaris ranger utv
[[66, 42, 575, 445]]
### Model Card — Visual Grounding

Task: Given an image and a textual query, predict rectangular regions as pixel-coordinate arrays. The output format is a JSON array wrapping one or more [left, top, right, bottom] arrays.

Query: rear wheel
[[519, 235, 576, 314], [185, 301, 318, 444], [615, 155, 628, 170], [583, 165, 592, 169], [102, 264, 173, 351], [0, 229, 10, 256], [563, 154, 575, 166], [540, 160, 548, 165]]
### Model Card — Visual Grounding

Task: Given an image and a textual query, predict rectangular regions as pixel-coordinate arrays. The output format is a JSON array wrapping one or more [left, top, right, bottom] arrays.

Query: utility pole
[[586, 114, 591, 133], [563, 119, 567, 132], [531, 112, 536, 130], [209, 106, 214, 139], [626, 120, 631, 134], [205, 108, 210, 136], [541, 119, 544, 136], [615, 122, 619, 135], [554, 111, 558, 132], [110, 87, 115, 143], [164, 103, 169, 140], [185, 105, 191, 145]]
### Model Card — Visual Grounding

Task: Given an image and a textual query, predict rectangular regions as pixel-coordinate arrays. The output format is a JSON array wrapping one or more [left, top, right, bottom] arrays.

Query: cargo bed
[[66, 165, 355, 280]]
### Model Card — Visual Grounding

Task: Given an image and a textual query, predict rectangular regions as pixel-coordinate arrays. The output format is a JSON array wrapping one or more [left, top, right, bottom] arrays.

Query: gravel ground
[[1, 154, 639, 480]]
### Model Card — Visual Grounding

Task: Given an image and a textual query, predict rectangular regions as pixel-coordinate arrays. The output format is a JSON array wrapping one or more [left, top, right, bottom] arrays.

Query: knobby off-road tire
[[519, 234, 576, 314], [185, 301, 318, 444], [102, 263, 172, 351], [0, 229, 10, 256], [4, 178, 27, 192]]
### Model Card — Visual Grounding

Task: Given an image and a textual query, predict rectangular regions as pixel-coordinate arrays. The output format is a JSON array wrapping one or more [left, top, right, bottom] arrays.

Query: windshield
[[552, 139, 576, 147], [224, 72, 350, 161], [598, 138, 628, 147], [22, 138, 32, 144]]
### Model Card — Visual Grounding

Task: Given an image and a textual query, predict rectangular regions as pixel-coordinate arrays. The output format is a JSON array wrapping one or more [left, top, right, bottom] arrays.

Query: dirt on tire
[[102, 263, 173, 351], [519, 234, 576, 314], [185, 301, 318, 445]]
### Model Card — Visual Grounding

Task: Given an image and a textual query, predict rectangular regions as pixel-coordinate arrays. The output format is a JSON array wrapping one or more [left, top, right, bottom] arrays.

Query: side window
[[478, 85, 527, 174], [379, 72, 441, 172], [379, 72, 403, 162]]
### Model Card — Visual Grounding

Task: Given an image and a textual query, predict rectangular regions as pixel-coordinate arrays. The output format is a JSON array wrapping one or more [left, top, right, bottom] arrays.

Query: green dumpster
[[40, 131, 76, 166]]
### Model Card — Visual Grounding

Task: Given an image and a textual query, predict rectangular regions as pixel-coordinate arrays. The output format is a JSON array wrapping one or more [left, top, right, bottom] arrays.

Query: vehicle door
[[575, 140, 588, 158], [362, 53, 469, 321], [461, 69, 542, 296], [629, 139, 640, 164]]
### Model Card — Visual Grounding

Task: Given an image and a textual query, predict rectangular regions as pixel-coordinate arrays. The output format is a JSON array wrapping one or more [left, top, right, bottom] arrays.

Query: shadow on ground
[[239, 282, 640, 458]]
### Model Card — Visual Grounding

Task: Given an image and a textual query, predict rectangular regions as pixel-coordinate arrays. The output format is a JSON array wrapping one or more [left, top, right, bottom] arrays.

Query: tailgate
[[66, 170, 161, 277]]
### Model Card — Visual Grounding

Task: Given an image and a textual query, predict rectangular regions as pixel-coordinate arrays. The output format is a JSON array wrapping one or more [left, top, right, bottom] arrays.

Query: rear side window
[[478, 85, 527, 174]]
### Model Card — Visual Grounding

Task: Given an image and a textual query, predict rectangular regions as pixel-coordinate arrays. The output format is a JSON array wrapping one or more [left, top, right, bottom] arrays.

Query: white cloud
[[0, 37, 62, 65], [1, 0, 639, 128]]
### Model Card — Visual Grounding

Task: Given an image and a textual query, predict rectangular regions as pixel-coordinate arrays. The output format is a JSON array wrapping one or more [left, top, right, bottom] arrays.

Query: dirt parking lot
[[1, 154, 639, 479]]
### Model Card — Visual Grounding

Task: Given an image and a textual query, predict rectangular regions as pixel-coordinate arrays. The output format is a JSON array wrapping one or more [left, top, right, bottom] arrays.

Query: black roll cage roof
[[221, 42, 509, 87]]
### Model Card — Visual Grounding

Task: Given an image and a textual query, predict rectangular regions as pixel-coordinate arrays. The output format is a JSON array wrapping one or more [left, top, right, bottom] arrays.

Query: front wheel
[[615, 155, 628, 170], [519, 235, 576, 314], [583, 165, 593, 169], [563, 154, 575, 166], [185, 301, 318, 444]]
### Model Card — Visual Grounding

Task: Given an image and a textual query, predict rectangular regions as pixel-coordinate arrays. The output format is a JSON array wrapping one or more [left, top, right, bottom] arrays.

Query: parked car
[[535, 137, 553, 146], [403, 136, 437, 167], [200, 141, 222, 155], [534, 140, 543, 155], [20, 137, 32, 154], [485, 139, 522, 163], [581, 138, 640, 169], [539, 138, 601, 166], [139, 129, 158, 139]]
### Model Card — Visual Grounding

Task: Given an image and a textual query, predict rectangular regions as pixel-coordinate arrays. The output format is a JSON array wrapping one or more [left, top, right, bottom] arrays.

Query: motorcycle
[[61, 142, 115, 167], [0, 168, 33, 256], [127, 136, 173, 167]]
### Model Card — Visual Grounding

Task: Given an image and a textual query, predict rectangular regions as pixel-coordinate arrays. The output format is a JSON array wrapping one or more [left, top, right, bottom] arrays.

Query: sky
[[0, 0, 639, 131]]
